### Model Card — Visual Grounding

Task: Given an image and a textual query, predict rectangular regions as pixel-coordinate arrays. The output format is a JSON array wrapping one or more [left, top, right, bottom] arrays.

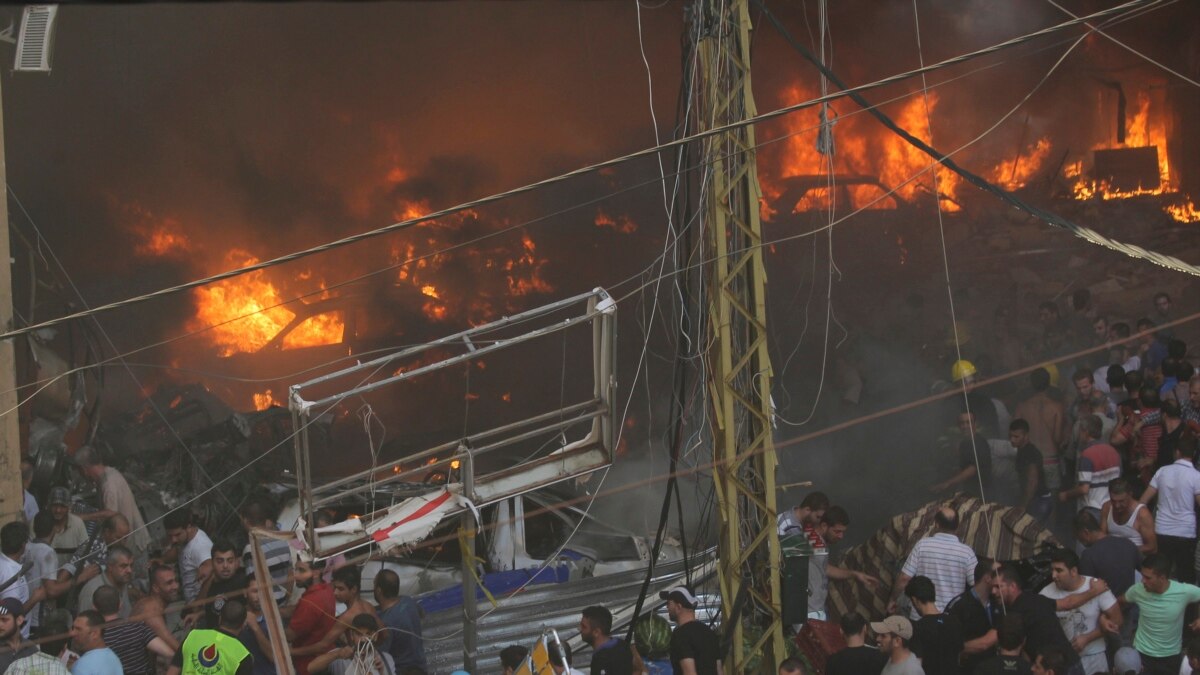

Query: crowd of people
[[0, 472, 428, 675], [0, 287, 1192, 675], [776, 291, 1200, 675]]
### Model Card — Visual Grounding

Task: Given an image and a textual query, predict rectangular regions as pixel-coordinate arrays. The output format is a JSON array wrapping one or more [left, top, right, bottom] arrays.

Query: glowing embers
[[189, 251, 344, 356]]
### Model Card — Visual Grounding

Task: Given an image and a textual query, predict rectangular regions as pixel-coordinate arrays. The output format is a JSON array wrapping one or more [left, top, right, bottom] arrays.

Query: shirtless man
[[290, 565, 379, 660], [1100, 478, 1157, 555], [132, 564, 183, 653]]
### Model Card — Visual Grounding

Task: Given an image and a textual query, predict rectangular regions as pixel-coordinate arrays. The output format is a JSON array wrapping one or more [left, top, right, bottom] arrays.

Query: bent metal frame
[[287, 287, 617, 559]]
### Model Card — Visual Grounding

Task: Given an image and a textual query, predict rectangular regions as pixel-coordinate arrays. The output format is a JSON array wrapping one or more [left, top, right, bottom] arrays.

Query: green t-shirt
[[1125, 580, 1200, 656]]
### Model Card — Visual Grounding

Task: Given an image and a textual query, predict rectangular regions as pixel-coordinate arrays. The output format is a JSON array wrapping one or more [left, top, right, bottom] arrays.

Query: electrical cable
[[0, 0, 1161, 344], [7, 186, 240, 513], [0, 20, 1127, 407], [910, 0, 991, 504], [1043, 0, 1200, 89], [754, 0, 1200, 280]]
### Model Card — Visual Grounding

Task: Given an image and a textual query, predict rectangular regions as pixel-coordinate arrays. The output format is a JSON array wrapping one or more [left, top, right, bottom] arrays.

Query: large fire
[[1065, 87, 1196, 223], [387, 201, 554, 325], [188, 251, 345, 357], [763, 83, 964, 215]]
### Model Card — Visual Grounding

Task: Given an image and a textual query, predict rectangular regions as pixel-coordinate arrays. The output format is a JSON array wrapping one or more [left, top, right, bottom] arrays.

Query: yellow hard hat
[[951, 359, 977, 382], [1043, 363, 1061, 387]]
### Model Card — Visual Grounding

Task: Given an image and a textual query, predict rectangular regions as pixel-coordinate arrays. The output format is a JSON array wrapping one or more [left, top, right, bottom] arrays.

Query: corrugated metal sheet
[[422, 551, 716, 674]]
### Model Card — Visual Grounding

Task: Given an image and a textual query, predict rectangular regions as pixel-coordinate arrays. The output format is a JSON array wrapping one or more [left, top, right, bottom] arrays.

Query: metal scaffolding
[[696, 0, 787, 670]]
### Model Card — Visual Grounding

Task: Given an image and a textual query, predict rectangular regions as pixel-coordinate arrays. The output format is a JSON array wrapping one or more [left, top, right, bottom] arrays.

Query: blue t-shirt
[[239, 617, 276, 675], [72, 647, 124, 675], [379, 597, 426, 670]]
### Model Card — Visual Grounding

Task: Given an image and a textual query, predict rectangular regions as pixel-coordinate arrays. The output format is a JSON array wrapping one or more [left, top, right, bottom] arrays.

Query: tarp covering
[[827, 494, 1058, 621]]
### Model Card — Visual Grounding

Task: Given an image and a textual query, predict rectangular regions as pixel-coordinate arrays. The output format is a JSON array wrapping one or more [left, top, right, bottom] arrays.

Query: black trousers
[[1139, 652, 1183, 675], [1157, 534, 1196, 583]]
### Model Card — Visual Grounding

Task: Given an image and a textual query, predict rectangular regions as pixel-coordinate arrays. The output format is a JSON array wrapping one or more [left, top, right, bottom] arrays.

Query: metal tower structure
[[695, 0, 786, 671]]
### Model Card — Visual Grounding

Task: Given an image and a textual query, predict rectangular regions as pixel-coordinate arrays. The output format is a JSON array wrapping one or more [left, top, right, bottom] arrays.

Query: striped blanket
[[826, 494, 1058, 621]]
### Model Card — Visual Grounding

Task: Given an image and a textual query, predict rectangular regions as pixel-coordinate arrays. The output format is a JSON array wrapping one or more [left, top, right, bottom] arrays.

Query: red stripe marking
[[370, 490, 455, 542]]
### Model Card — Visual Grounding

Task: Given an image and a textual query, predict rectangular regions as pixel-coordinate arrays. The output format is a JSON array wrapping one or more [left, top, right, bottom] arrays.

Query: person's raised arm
[[308, 646, 353, 674], [827, 564, 880, 589], [147, 636, 176, 659], [1056, 578, 1109, 611]]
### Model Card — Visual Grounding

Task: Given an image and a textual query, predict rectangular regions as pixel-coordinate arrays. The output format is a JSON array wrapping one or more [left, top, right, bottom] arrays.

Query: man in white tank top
[[1100, 477, 1157, 555]]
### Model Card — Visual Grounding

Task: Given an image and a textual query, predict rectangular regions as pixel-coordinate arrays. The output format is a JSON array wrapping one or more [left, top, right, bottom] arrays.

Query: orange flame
[[1166, 199, 1200, 223], [988, 137, 1052, 191], [139, 228, 192, 256], [766, 83, 960, 214], [1071, 89, 1175, 200], [594, 209, 638, 234], [253, 389, 280, 410], [190, 251, 344, 356]]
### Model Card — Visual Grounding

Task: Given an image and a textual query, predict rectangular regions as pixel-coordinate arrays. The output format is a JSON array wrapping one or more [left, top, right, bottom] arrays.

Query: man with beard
[[240, 574, 278, 675], [76, 545, 137, 618], [0, 598, 38, 672], [291, 566, 378, 663], [579, 605, 632, 675], [198, 539, 246, 630], [804, 507, 878, 621], [286, 559, 334, 675], [659, 586, 721, 675], [133, 565, 184, 653]]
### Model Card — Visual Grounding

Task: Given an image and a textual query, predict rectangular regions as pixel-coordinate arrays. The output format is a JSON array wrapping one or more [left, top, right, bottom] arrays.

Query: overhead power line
[[0, 0, 1159, 343], [754, 0, 1200, 280]]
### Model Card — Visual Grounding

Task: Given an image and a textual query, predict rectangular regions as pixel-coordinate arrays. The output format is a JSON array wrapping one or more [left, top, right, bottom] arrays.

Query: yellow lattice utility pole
[[696, 0, 786, 672]]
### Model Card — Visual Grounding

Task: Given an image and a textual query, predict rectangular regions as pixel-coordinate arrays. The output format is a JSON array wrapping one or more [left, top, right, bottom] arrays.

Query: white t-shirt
[[1039, 575, 1117, 656], [1150, 460, 1200, 538], [901, 533, 977, 614], [180, 528, 213, 602], [0, 553, 30, 638], [22, 541, 57, 629]]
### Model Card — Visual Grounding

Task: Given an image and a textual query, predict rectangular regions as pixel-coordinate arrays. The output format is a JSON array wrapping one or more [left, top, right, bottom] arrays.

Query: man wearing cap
[[46, 487, 88, 567], [0, 522, 31, 640], [40, 514, 131, 603], [74, 445, 151, 557], [0, 598, 38, 671], [870, 616, 924, 675], [659, 586, 721, 675]]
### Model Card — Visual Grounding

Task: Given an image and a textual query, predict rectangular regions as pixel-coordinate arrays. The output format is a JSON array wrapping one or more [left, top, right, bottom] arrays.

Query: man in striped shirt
[[1057, 414, 1121, 515], [95, 584, 174, 675], [240, 496, 293, 608], [888, 507, 977, 618]]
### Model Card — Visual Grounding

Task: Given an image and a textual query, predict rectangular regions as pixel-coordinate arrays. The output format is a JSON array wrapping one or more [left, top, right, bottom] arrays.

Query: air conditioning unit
[[14, 5, 57, 73]]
